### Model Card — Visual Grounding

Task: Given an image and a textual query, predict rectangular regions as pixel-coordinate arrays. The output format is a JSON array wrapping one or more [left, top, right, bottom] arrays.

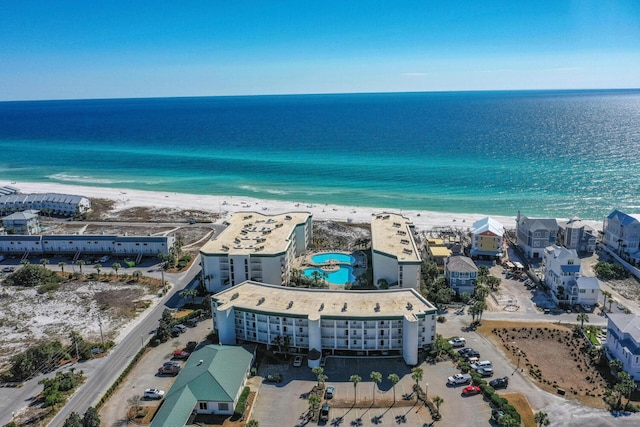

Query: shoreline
[[5, 181, 603, 232]]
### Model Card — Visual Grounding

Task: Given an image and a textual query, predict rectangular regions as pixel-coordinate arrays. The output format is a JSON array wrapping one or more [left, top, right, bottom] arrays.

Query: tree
[[610, 358, 623, 375], [93, 263, 102, 276], [475, 285, 489, 301], [617, 371, 635, 410], [40, 258, 49, 268], [132, 270, 142, 281], [155, 308, 174, 342], [486, 275, 502, 291], [370, 371, 382, 404], [534, 411, 550, 426], [388, 373, 400, 404], [576, 313, 589, 329], [601, 290, 611, 310], [460, 292, 471, 304], [608, 297, 615, 312], [82, 406, 101, 427], [246, 421, 260, 427], [112, 262, 121, 278], [432, 395, 443, 417], [472, 300, 487, 322], [436, 287, 455, 306], [350, 374, 361, 402], [500, 414, 521, 427], [75, 260, 85, 274], [58, 261, 67, 273], [312, 366, 328, 387], [377, 278, 389, 289], [63, 412, 83, 427], [308, 394, 321, 414], [411, 367, 423, 386]]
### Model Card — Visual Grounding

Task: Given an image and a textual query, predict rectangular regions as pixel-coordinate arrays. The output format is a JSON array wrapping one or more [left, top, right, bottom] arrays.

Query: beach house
[[199, 212, 312, 292], [469, 217, 504, 260], [605, 314, 640, 381], [0, 193, 91, 217], [444, 255, 479, 296], [603, 210, 640, 266], [1, 210, 40, 235], [515, 212, 559, 259], [557, 216, 596, 254], [541, 244, 600, 306], [211, 281, 437, 365], [150, 345, 254, 427], [425, 238, 452, 266], [371, 213, 421, 289]]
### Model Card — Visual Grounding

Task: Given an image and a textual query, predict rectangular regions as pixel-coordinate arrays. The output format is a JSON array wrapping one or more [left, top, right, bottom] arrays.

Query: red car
[[172, 350, 190, 360], [462, 385, 482, 396]]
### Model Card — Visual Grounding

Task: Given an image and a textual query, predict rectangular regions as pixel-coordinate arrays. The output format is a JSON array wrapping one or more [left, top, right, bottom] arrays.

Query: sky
[[1, 0, 639, 101]]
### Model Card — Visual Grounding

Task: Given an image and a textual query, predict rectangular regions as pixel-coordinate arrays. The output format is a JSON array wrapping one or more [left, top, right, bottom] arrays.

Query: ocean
[[0, 90, 639, 220]]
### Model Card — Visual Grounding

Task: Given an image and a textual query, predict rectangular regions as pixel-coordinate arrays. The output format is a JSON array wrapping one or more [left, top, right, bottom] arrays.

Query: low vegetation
[[594, 261, 629, 280]]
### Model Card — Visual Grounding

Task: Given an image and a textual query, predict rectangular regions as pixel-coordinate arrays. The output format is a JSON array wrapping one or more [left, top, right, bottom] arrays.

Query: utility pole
[[98, 315, 105, 349]]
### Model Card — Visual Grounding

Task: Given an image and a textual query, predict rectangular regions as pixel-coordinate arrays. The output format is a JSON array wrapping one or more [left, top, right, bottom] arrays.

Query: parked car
[[325, 385, 335, 399], [476, 367, 494, 377], [489, 377, 509, 389], [447, 373, 472, 386], [158, 364, 180, 376], [163, 361, 181, 368], [319, 403, 330, 422], [470, 360, 492, 370], [320, 356, 327, 367], [448, 337, 466, 348], [491, 409, 505, 422], [143, 388, 165, 399], [264, 374, 283, 383], [293, 355, 303, 367], [464, 349, 480, 359], [1, 267, 15, 273], [461, 385, 481, 396], [99, 255, 110, 263], [172, 349, 190, 360], [458, 347, 480, 359]]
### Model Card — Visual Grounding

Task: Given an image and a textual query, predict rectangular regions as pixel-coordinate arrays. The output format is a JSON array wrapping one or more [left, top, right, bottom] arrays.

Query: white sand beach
[[6, 181, 603, 232]]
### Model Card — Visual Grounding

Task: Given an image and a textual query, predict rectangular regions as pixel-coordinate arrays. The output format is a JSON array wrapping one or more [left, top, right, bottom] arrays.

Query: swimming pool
[[302, 266, 356, 285], [311, 252, 356, 264]]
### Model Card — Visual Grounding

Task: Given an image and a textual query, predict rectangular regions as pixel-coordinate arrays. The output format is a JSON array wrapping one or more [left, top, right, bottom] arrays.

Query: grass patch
[[501, 393, 535, 427]]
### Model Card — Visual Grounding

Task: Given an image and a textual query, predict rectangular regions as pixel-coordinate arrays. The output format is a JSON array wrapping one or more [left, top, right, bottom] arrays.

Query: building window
[[345, 329, 348, 335], [380, 330, 384, 336], [199, 402, 208, 410], [380, 340, 385, 346], [353, 339, 357, 345], [218, 403, 229, 411]]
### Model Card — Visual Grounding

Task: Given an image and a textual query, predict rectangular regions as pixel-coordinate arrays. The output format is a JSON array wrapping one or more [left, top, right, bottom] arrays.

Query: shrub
[[37, 282, 61, 294], [5, 264, 61, 288], [234, 386, 251, 416]]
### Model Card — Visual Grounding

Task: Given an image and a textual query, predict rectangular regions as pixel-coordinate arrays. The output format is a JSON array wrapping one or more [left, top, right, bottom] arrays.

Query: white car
[[99, 255, 110, 263], [143, 388, 165, 400], [448, 337, 466, 348], [293, 355, 303, 367]]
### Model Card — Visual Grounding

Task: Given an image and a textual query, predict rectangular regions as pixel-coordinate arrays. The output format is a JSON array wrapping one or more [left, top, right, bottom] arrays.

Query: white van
[[470, 360, 492, 370]]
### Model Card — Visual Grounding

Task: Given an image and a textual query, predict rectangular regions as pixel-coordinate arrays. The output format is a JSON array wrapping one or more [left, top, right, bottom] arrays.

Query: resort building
[[0, 234, 174, 257], [150, 345, 254, 427], [200, 212, 312, 292], [211, 281, 437, 366], [603, 210, 640, 265], [541, 244, 600, 306], [444, 256, 478, 296], [425, 238, 452, 266], [371, 213, 421, 289], [515, 212, 559, 259], [0, 193, 91, 217], [1, 210, 40, 235], [557, 216, 596, 254], [469, 217, 505, 260], [606, 314, 640, 381]]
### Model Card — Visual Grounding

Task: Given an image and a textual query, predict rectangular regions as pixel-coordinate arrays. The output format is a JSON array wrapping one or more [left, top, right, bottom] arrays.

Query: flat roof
[[213, 281, 436, 320], [200, 211, 311, 256], [429, 246, 452, 257], [371, 213, 421, 262]]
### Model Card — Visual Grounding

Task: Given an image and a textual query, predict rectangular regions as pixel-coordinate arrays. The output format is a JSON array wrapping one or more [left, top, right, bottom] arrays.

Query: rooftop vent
[[342, 302, 348, 312], [258, 297, 265, 305], [285, 215, 292, 220], [319, 303, 324, 311], [406, 302, 413, 310], [287, 301, 294, 309], [375, 302, 380, 312], [231, 292, 239, 300]]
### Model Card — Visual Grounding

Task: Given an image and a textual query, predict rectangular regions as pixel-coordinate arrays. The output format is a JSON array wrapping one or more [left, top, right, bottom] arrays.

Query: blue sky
[[1, 0, 639, 100]]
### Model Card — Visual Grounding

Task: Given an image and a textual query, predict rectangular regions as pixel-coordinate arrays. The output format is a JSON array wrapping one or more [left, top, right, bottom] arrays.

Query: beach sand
[[6, 181, 602, 232]]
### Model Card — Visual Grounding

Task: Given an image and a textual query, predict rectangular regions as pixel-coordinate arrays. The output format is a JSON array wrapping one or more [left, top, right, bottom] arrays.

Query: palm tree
[[475, 285, 489, 301], [601, 290, 611, 310], [76, 259, 85, 273], [370, 371, 382, 404], [94, 263, 102, 276], [388, 373, 400, 404], [40, 258, 49, 268], [58, 261, 66, 273], [576, 313, 589, 329], [308, 394, 321, 414], [112, 262, 121, 278], [616, 371, 635, 410], [610, 358, 623, 374], [473, 300, 488, 322], [20, 259, 30, 266], [608, 297, 615, 312], [432, 395, 443, 417], [350, 375, 361, 403], [132, 270, 142, 282], [312, 366, 328, 387], [534, 411, 550, 426], [411, 367, 423, 386]]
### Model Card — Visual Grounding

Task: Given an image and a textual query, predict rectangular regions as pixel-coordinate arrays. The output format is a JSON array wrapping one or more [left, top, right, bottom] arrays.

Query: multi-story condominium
[[469, 217, 504, 260], [0, 193, 91, 217], [542, 244, 600, 306], [200, 212, 312, 292], [557, 216, 596, 254], [606, 314, 640, 380], [211, 281, 437, 365], [1, 210, 40, 235], [0, 234, 174, 256], [444, 256, 478, 296], [603, 210, 640, 265], [515, 211, 558, 259], [371, 213, 421, 289]]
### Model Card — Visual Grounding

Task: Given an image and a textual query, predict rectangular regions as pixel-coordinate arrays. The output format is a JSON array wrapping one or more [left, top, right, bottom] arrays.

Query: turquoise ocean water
[[0, 90, 639, 220]]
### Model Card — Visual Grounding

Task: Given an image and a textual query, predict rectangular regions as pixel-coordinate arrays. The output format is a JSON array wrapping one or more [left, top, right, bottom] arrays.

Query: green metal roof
[[150, 345, 253, 427]]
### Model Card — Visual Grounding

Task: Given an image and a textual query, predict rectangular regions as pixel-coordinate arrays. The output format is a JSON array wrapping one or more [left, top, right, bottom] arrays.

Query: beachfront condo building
[[606, 314, 640, 381], [371, 213, 421, 290], [557, 216, 596, 254], [469, 216, 505, 260], [603, 210, 640, 266], [515, 211, 559, 259], [541, 244, 600, 306], [199, 212, 312, 292], [0, 193, 91, 217], [444, 255, 479, 296], [211, 281, 437, 365]]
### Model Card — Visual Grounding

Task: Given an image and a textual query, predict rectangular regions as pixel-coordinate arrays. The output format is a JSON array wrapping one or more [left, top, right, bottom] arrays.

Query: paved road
[[0, 258, 201, 426]]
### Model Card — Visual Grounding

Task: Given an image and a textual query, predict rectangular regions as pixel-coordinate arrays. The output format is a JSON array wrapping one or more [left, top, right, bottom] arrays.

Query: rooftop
[[371, 213, 421, 263], [200, 211, 311, 256], [446, 256, 478, 273], [213, 281, 436, 320]]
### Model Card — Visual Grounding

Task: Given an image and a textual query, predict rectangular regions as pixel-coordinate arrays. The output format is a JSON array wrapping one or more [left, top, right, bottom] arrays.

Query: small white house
[[542, 244, 600, 306]]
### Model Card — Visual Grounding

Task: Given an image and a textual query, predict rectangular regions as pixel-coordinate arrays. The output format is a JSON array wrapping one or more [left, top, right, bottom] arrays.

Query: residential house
[[603, 210, 640, 266], [541, 244, 600, 306], [150, 345, 254, 427], [606, 314, 640, 381], [444, 256, 478, 296], [515, 212, 559, 259], [470, 217, 505, 260], [557, 216, 596, 253], [2, 210, 40, 235], [425, 238, 452, 266]]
